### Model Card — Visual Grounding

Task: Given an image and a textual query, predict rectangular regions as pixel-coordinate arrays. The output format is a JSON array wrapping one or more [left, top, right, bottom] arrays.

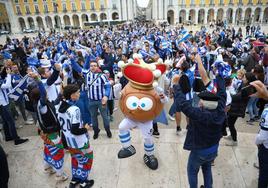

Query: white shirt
[[0, 74, 12, 106], [256, 108, 268, 149]]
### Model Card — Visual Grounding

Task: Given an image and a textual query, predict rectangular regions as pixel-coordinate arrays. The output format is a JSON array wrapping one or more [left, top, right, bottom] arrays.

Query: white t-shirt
[[58, 106, 88, 149]]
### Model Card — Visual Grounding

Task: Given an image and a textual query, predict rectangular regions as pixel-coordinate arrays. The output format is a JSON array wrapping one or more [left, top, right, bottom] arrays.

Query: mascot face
[[119, 83, 163, 122]]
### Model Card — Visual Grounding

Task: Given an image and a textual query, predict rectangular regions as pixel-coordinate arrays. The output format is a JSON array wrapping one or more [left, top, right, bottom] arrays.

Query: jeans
[[247, 97, 259, 119], [15, 98, 27, 121], [187, 150, 217, 188], [76, 91, 91, 125], [0, 104, 19, 140], [88, 100, 110, 133], [258, 144, 268, 188]]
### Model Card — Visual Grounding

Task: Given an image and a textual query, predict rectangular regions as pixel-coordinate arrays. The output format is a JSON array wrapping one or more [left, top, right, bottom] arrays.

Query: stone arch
[[112, 12, 119, 20], [27, 17, 35, 29], [54, 15, 62, 28], [245, 7, 252, 24], [100, 13, 107, 21], [90, 13, 98, 21], [63, 15, 71, 26], [207, 9, 215, 23], [264, 7, 268, 24], [235, 8, 243, 25], [167, 10, 175, 25], [36, 16, 44, 30], [198, 9, 205, 24], [254, 7, 261, 23], [226, 8, 233, 24], [81, 14, 89, 23], [179, 10, 186, 24], [189, 9, 196, 24], [18, 17, 26, 31], [45, 16, 53, 28], [217, 8, 224, 22], [72, 14, 80, 27]]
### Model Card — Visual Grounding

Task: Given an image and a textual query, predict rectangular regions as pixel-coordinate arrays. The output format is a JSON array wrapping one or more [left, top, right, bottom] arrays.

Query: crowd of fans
[[0, 21, 267, 188]]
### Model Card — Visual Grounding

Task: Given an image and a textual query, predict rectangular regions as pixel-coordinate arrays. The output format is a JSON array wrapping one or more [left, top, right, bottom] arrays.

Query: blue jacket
[[174, 76, 226, 151]]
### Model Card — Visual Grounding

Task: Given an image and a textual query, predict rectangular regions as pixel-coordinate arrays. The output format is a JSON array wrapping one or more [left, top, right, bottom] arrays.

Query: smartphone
[[241, 85, 257, 97]]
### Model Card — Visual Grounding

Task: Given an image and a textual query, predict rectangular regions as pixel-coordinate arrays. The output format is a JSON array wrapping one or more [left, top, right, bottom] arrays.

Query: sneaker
[[55, 172, 68, 182], [25, 120, 34, 125], [254, 116, 260, 121], [168, 114, 175, 121], [44, 167, 56, 175], [27, 117, 34, 121], [176, 126, 182, 135], [113, 107, 118, 112], [118, 145, 136, 159], [80, 179, 94, 188], [93, 129, 100, 140], [143, 154, 158, 170], [69, 180, 79, 188], [224, 135, 233, 140], [152, 130, 160, 138], [225, 140, 238, 146], [14, 138, 29, 145], [106, 130, 112, 138], [247, 119, 255, 125], [200, 186, 205, 188]]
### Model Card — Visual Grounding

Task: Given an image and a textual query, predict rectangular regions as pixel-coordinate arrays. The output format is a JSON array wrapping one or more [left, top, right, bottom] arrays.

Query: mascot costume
[[117, 54, 167, 170]]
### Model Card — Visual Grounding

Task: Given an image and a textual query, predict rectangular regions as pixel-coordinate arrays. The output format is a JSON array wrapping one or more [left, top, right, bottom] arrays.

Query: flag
[[8, 75, 29, 101]]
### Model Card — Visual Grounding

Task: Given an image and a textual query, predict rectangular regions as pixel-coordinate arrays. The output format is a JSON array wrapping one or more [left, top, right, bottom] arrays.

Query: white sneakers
[[168, 114, 175, 121], [25, 120, 34, 125], [225, 140, 238, 146], [55, 172, 68, 182]]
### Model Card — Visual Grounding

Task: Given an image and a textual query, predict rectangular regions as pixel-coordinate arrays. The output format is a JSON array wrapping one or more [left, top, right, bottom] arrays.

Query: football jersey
[[58, 106, 88, 149]]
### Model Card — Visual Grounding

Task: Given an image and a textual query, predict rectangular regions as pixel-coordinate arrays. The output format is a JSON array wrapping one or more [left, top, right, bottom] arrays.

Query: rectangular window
[[112, 3, 117, 9], [25, 5, 30, 14], [220, 0, 224, 4], [200, 0, 205, 5], [16, 6, 21, 14], [90, 2, 95, 9], [210, 0, 213, 4], [24, 0, 28, 2], [62, 3, 67, 11], [44, 4, 48, 13], [168, 0, 173, 6], [100, 4, 105, 10], [190, 0, 194, 5], [72, 3, 76, 11], [81, 2, 86, 10], [35, 5, 39, 13], [53, 3, 58, 12], [14, 0, 19, 3], [181, 0, 185, 5]]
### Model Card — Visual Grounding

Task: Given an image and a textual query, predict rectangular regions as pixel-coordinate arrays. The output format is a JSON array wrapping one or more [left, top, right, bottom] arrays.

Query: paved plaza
[[0, 99, 261, 188]]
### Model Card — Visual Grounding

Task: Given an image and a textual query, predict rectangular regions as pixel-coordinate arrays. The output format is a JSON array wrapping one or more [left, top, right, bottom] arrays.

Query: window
[[210, 0, 214, 4], [44, 4, 48, 13], [181, 0, 185, 5], [72, 2, 76, 11], [112, 3, 117, 9], [35, 5, 39, 13], [200, 0, 205, 5], [90, 2, 95, 9], [25, 5, 30, 14], [100, 4, 105, 10], [33, 0, 38, 2], [62, 3, 67, 11], [53, 3, 58, 12], [81, 2, 86, 10], [24, 0, 28, 2], [168, 0, 173, 6], [14, 0, 19, 3], [16, 6, 21, 14], [248, 0, 252, 4], [190, 0, 195, 5], [229, 0, 233, 4], [220, 0, 224, 4]]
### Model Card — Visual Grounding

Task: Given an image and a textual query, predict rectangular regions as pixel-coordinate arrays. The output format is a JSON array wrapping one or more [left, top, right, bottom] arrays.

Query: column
[[204, 10, 208, 24], [232, 12, 236, 25], [4, 1, 20, 33], [175, 4, 179, 24], [152, 0, 158, 20], [129, 0, 133, 20], [241, 9, 245, 24], [118, 0, 122, 21], [33, 17, 38, 30], [259, 10, 264, 23], [79, 15, 83, 28], [195, 11, 198, 24], [163, 0, 166, 20], [186, 9, 189, 22], [70, 16, 74, 26], [25, 19, 30, 29], [133, 0, 137, 19], [122, 0, 127, 21], [158, 0, 163, 20]]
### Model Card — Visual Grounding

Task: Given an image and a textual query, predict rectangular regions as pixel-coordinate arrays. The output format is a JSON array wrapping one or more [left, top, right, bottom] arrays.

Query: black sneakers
[[93, 129, 100, 140], [14, 138, 29, 145], [176, 126, 182, 135], [143, 154, 158, 170], [69, 180, 79, 188], [118, 145, 136, 159], [106, 130, 112, 138], [80, 179, 94, 188], [152, 130, 160, 138]]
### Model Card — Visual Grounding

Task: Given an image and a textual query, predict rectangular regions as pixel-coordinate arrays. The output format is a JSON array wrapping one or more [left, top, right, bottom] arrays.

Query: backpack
[[37, 100, 60, 134]]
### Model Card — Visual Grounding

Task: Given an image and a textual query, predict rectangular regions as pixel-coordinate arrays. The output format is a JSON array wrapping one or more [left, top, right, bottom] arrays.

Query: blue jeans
[[0, 104, 19, 141], [88, 100, 110, 133], [247, 97, 259, 119], [76, 91, 91, 125], [187, 150, 217, 188]]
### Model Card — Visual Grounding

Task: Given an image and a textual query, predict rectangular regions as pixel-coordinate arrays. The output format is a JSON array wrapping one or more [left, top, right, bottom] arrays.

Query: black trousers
[[258, 144, 268, 188], [0, 145, 9, 188], [227, 115, 238, 141]]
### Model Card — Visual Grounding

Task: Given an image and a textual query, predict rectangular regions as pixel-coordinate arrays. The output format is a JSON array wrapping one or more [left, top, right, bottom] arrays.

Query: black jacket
[[174, 76, 226, 151]]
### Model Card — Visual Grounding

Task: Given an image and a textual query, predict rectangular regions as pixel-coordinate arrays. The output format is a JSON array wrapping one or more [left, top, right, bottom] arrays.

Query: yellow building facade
[[0, 0, 267, 32]]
